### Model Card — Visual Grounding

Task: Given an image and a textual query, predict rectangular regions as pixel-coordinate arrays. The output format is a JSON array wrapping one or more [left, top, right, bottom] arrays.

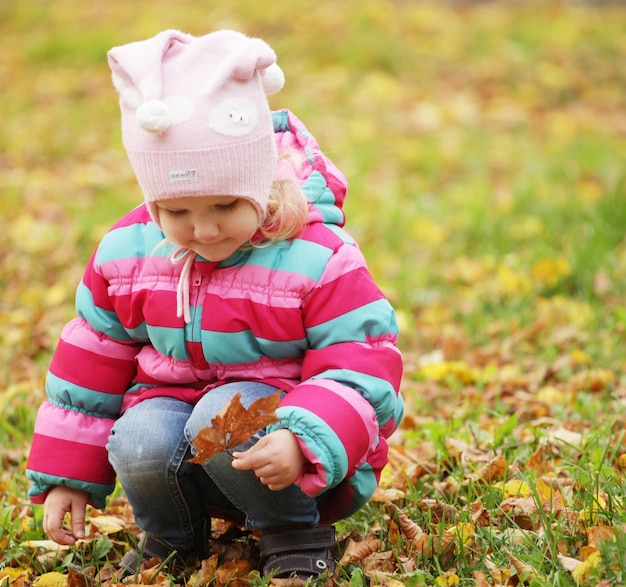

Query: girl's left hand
[[231, 428, 306, 491]]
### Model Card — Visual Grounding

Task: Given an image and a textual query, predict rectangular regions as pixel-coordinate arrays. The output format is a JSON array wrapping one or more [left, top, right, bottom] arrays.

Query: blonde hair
[[254, 178, 309, 246]]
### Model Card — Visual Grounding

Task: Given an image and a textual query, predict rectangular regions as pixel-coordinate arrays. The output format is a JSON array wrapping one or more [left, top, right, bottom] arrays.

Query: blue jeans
[[107, 382, 320, 551]]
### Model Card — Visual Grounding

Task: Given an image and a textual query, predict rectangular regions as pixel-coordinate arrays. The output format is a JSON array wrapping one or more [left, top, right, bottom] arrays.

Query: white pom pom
[[261, 63, 285, 95], [136, 99, 171, 133]]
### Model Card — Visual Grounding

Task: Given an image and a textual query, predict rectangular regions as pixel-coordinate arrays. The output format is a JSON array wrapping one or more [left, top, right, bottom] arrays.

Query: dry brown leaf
[[190, 391, 281, 464], [499, 496, 538, 517], [579, 545, 598, 560], [215, 559, 253, 587], [417, 499, 459, 524], [585, 524, 615, 548], [268, 578, 308, 587], [118, 564, 169, 587], [135, 559, 170, 586], [473, 453, 508, 483], [412, 533, 433, 558], [470, 500, 491, 527], [364, 570, 405, 587], [339, 536, 380, 565], [386, 502, 424, 540], [509, 554, 538, 582], [370, 486, 406, 503], [362, 551, 397, 573], [189, 555, 219, 587], [472, 570, 491, 587], [524, 445, 554, 475], [67, 568, 91, 587]]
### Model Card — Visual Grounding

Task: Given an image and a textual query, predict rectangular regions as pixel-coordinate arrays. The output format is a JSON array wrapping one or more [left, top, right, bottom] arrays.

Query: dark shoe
[[259, 526, 336, 580], [119, 535, 187, 578]]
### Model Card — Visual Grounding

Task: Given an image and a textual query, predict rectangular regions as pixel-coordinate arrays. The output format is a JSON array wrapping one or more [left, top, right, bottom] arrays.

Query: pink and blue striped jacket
[[27, 109, 404, 524]]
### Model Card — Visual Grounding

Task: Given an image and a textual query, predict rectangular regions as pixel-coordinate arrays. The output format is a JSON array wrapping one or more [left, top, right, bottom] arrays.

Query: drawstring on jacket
[[169, 247, 196, 324]]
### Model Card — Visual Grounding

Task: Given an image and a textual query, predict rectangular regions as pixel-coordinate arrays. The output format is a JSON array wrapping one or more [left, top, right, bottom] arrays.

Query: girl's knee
[[108, 398, 190, 472], [185, 382, 279, 441]]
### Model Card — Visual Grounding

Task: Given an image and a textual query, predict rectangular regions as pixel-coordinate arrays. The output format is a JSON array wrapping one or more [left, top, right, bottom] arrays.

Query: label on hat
[[169, 168, 198, 182]]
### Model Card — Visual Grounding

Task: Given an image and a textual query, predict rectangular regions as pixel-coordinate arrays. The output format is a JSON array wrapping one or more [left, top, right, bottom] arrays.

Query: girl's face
[[155, 195, 259, 261]]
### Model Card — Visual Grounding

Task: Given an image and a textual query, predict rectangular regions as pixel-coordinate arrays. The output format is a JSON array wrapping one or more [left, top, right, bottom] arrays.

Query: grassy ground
[[2, 1, 626, 585]]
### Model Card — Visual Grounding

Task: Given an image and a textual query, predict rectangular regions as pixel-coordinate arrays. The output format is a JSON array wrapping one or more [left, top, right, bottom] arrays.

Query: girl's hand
[[231, 429, 306, 491], [43, 486, 89, 545]]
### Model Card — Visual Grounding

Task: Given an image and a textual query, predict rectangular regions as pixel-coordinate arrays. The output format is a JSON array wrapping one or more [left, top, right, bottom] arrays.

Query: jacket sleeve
[[27, 252, 141, 508], [268, 241, 404, 500]]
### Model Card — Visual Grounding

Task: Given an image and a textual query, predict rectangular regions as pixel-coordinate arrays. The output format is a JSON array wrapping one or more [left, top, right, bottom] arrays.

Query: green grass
[[2, 0, 626, 585]]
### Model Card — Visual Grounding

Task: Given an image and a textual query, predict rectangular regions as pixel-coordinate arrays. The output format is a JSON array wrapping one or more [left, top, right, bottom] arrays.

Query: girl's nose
[[193, 219, 220, 242]]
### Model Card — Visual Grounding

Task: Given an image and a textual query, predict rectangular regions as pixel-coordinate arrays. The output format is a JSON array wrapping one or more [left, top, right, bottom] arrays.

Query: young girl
[[26, 29, 404, 580]]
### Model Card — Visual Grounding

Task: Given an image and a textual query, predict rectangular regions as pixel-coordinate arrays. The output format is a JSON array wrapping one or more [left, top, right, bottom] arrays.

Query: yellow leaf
[[570, 348, 591, 366], [419, 361, 479, 385], [496, 480, 533, 499], [579, 493, 608, 526], [88, 514, 128, 535], [531, 257, 571, 287], [33, 572, 67, 587], [571, 550, 602, 585], [444, 522, 475, 546], [435, 572, 460, 586], [495, 263, 532, 298], [20, 540, 69, 554], [536, 385, 569, 406], [0, 568, 29, 583]]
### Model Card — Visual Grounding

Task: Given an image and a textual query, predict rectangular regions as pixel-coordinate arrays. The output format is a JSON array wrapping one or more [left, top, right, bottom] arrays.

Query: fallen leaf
[[19, 539, 69, 552], [339, 536, 380, 565], [571, 550, 602, 584], [189, 391, 281, 464], [189, 555, 219, 587], [557, 553, 581, 572], [215, 559, 253, 587], [88, 514, 129, 535], [509, 554, 538, 582], [33, 573, 67, 587], [0, 568, 30, 587], [586, 525, 615, 548], [473, 453, 508, 483], [370, 486, 406, 502], [386, 502, 424, 540], [66, 568, 89, 587], [472, 570, 490, 587]]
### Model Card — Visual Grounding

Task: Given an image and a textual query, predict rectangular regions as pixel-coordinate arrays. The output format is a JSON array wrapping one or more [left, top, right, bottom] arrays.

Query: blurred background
[[1, 0, 626, 427]]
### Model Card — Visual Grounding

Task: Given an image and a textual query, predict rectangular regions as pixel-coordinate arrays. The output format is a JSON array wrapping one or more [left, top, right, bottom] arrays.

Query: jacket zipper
[[187, 271, 207, 369]]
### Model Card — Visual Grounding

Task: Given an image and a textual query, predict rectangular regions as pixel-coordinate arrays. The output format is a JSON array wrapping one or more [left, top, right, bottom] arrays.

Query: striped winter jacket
[[27, 109, 404, 524]]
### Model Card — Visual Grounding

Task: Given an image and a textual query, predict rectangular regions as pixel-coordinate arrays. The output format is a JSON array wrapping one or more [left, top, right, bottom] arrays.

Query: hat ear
[[108, 30, 192, 103], [229, 36, 284, 93]]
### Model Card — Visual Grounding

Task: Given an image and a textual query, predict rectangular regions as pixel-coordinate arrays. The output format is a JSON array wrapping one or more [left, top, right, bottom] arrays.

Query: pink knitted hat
[[107, 29, 285, 224]]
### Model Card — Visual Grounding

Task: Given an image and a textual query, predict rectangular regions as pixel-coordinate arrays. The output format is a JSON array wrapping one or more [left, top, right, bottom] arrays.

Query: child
[[26, 29, 404, 580]]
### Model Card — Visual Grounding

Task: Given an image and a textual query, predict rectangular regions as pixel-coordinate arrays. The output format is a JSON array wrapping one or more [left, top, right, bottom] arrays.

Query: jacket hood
[[273, 109, 347, 228]]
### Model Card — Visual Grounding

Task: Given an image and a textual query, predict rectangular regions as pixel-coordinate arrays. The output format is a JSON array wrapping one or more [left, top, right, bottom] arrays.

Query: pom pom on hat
[[137, 99, 172, 133], [107, 29, 285, 224], [262, 63, 286, 96]]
